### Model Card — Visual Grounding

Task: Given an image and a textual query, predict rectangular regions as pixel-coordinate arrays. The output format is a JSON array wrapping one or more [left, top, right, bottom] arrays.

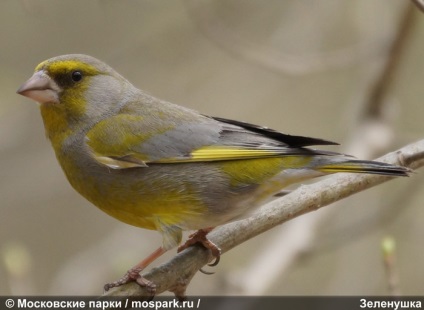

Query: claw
[[104, 267, 156, 295], [199, 267, 215, 275], [178, 228, 221, 268], [104, 247, 166, 295], [135, 276, 157, 295], [208, 255, 220, 267]]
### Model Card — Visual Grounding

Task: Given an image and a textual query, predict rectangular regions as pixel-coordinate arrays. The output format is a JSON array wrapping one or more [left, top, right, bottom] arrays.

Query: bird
[[17, 54, 410, 293]]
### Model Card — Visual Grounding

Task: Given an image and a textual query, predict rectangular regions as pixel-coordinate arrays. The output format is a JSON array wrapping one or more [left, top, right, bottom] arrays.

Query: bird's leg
[[104, 246, 166, 294], [177, 227, 221, 266]]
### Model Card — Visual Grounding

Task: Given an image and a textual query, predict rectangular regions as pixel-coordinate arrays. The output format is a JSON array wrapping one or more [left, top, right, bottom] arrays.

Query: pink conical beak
[[17, 71, 60, 104]]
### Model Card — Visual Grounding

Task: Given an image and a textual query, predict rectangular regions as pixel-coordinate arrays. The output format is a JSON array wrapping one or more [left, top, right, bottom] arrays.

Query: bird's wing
[[85, 113, 339, 169]]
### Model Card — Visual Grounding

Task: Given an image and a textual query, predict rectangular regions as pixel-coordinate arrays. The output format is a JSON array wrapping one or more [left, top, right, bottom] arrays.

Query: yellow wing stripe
[[150, 146, 282, 164], [191, 146, 280, 160]]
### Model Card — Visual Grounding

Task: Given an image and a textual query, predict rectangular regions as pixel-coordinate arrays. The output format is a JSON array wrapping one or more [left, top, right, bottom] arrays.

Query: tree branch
[[104, 139, 424, 298]]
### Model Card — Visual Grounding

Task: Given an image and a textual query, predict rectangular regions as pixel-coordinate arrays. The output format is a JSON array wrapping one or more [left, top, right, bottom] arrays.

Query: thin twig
[[364, 3, 417, 118], [185, 1, 393, 75], [104, 139, 424, 297], [411, 0, 424, 13]]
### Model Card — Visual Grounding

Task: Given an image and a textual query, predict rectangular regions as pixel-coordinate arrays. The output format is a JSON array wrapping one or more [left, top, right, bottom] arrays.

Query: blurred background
[[1, 0, 423, 296]]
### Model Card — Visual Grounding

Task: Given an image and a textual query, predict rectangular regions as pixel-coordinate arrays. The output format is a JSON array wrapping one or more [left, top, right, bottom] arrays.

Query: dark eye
[[71, 71, 83, 82]]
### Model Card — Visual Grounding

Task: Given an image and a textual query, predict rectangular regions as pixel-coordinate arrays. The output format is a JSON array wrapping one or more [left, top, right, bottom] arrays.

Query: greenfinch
[[17, 54, 409, 292]]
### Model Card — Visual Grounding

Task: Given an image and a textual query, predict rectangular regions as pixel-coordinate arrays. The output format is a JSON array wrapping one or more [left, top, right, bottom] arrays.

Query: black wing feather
[[210, 116, 339, 147]]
